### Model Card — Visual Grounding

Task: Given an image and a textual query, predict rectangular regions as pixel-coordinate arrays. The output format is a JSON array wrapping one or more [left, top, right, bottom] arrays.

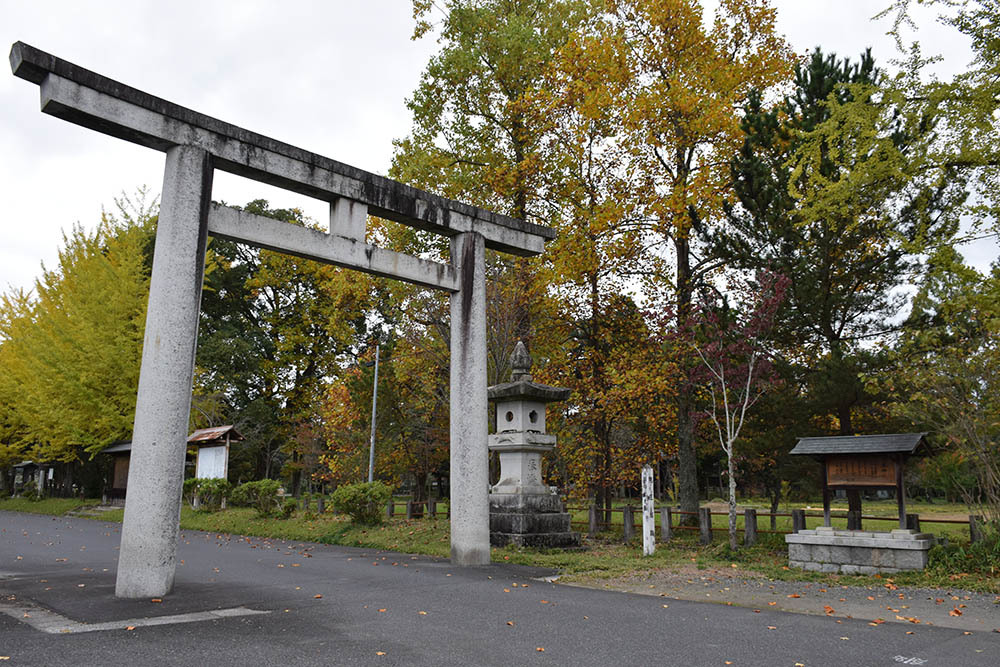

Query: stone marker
[[641, 466, 655, 556]]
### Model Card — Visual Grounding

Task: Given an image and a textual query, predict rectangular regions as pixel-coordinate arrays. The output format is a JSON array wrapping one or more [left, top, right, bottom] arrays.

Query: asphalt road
[[1, 510, 997, 666]]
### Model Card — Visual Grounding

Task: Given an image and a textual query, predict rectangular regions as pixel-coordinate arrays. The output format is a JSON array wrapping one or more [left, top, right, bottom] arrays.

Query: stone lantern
[[488, 341, 580, 548]]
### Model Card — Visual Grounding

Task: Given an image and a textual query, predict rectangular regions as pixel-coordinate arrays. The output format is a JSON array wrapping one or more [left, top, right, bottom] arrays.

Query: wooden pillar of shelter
[[821, 460, 831, 527], [895, 455, 906, 529]]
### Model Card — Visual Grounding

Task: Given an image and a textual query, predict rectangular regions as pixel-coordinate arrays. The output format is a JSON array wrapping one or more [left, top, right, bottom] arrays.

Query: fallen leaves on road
[[418, 611, 427, 615], [151, 598, 162, 603], [375, 651, 386, 656], [126, 626, 136, 631], [768, 602, 776, 606], [313, 594, 323, 599], [536, 647, 545, 652], [506, 621, 514, 626], [540, 600, 549, 604], [787, 594, 800, 599], [378, 609, 387, 613], [949, 607, 963, 617], [823, 606, 835, 615]]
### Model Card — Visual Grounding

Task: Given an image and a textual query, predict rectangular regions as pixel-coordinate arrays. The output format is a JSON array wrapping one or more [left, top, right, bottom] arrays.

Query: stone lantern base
[[488, 491, 581, 548]]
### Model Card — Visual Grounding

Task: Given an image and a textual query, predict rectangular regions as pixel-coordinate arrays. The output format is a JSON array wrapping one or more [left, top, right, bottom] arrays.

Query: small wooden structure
[[790, 433, 930, 529], [189, 425, 243, 480], [102, 442, 133, 501], [101, 425, 243, 500]]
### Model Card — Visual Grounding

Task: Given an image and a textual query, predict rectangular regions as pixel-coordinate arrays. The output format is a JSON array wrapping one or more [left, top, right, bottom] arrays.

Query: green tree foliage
[[197, 200, 371, 486], [883, 248, 1000, 523], [722, 48, 963, 435], [0, 200, 154, 464]]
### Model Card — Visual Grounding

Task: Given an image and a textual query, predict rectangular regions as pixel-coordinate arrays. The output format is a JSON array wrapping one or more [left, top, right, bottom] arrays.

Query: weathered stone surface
[[489, 511, 572, 534], [449, 232, 489, 567], [490, 531, 581, 548], [116, 145, 211, 599], [786, 529, 934, 574], [10, 42, 555, 258], [489, 493, 563, 513]]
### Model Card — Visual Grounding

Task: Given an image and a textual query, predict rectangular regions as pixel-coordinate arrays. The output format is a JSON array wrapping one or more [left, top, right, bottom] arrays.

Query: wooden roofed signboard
[[790, 433, 930, 529]]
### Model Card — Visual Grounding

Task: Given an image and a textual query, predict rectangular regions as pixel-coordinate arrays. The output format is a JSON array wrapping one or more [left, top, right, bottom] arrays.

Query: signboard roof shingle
[[789, 433, 928, 456]]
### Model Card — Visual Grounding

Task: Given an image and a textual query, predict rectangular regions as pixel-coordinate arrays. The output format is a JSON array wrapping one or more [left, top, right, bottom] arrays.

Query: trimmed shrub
[[280, 497, 297, 519], [331, 481, 392, 525], [231, 479, 282, 517], [197, 478, 232, 512], [182, 478, 232, 512]]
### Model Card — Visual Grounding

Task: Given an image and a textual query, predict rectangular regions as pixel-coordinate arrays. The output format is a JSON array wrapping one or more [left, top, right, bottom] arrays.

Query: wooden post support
[[821, 461, 831, 527], [623, 504, 635, 542], [316, 496, 325, 514], [428, 498, 437, 517], [847, 510, 862, 531], [905, 513, 920, 532], [699, 507, 713, 544], [744, 508, 758, 547], [791, 509, 806, 533], [895, 457, 907, 530], [386, 500, 395, 518], [588, 505, 599, 536], [970, 515, 984, 544], [406, 500, 415, 520], [660, 507, 673, 542]]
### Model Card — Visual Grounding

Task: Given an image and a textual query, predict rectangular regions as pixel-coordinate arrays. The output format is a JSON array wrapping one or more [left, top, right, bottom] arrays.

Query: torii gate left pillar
[[10, 41, 555, 597]]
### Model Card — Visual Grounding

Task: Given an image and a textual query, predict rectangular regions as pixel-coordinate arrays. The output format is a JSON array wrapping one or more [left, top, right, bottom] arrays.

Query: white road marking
[[0, 594, 268, 634]]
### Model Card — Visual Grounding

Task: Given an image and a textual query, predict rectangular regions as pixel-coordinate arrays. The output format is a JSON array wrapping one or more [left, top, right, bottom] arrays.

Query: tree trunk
[[675, 233, 699, 524], [677, 393, 699, 524], [769, 488, 780, 530], [728, 450, 738, 551]]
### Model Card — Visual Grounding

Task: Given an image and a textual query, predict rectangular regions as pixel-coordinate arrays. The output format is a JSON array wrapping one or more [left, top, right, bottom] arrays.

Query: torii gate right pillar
[[449, 231, 490, 565]]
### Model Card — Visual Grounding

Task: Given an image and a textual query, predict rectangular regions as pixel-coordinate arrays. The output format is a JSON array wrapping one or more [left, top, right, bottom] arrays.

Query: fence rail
[[566, 504, 984, 546]]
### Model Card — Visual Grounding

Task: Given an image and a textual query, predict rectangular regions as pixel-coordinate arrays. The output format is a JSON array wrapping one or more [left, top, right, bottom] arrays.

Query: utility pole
[[368, 344, 380, 483]]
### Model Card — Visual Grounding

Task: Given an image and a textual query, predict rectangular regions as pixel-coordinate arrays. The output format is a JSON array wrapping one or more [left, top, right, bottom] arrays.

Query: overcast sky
[[0, 1, 992, 296]]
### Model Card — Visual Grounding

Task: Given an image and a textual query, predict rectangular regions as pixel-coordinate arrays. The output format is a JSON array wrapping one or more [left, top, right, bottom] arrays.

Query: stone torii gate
[[9, 42, 556, 598]]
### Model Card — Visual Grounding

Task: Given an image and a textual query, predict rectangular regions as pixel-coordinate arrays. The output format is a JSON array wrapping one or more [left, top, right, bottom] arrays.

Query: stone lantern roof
[[487, 341, 571, 402]]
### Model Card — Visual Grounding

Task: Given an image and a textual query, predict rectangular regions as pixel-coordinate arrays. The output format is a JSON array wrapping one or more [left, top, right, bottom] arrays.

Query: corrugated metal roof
[[790, 433, 928, 456], [187, 425, 243, 443]]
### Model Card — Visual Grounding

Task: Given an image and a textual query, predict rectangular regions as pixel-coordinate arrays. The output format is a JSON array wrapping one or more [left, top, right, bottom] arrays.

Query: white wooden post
[[642, 465, 655, 556]]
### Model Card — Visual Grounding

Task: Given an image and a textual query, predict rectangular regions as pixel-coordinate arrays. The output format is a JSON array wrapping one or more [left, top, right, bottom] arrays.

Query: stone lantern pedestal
[[488, 342, 580, 548]]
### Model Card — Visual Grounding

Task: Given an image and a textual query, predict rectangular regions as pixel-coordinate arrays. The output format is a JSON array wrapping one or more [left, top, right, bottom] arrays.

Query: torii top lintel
[[9, 41, 554, 257]]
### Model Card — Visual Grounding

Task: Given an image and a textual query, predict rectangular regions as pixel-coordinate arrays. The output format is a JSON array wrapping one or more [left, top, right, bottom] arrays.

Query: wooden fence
[[568, 505, 986, 546]]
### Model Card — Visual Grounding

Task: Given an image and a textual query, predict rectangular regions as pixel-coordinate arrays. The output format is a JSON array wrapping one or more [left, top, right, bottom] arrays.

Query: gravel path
[[566, 564, 1000, 633]]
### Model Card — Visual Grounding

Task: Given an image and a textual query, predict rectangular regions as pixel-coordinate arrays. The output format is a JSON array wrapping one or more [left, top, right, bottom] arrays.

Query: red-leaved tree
[[693, 271, 789, 549]]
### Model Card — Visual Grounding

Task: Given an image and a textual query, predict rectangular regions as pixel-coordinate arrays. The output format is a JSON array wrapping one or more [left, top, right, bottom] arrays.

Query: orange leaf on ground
[[313, 594, 323, 599], [949, 608, 963, 617], [506, 621, 514, 626], [768, 602, 777, 606], [823, 606, 835, 615], [787, 594, 800, 598], [378, 609, 387, 613], [536, 647, 545, 652], [126, 626, 136, 631], [375, 652, 386, 656], [151, 598, 162, 603]]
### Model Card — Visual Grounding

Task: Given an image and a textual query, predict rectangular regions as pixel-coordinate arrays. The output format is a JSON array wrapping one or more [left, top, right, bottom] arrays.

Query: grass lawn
[[3, 496, 996, 592], [0, 497, 100, 515]]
